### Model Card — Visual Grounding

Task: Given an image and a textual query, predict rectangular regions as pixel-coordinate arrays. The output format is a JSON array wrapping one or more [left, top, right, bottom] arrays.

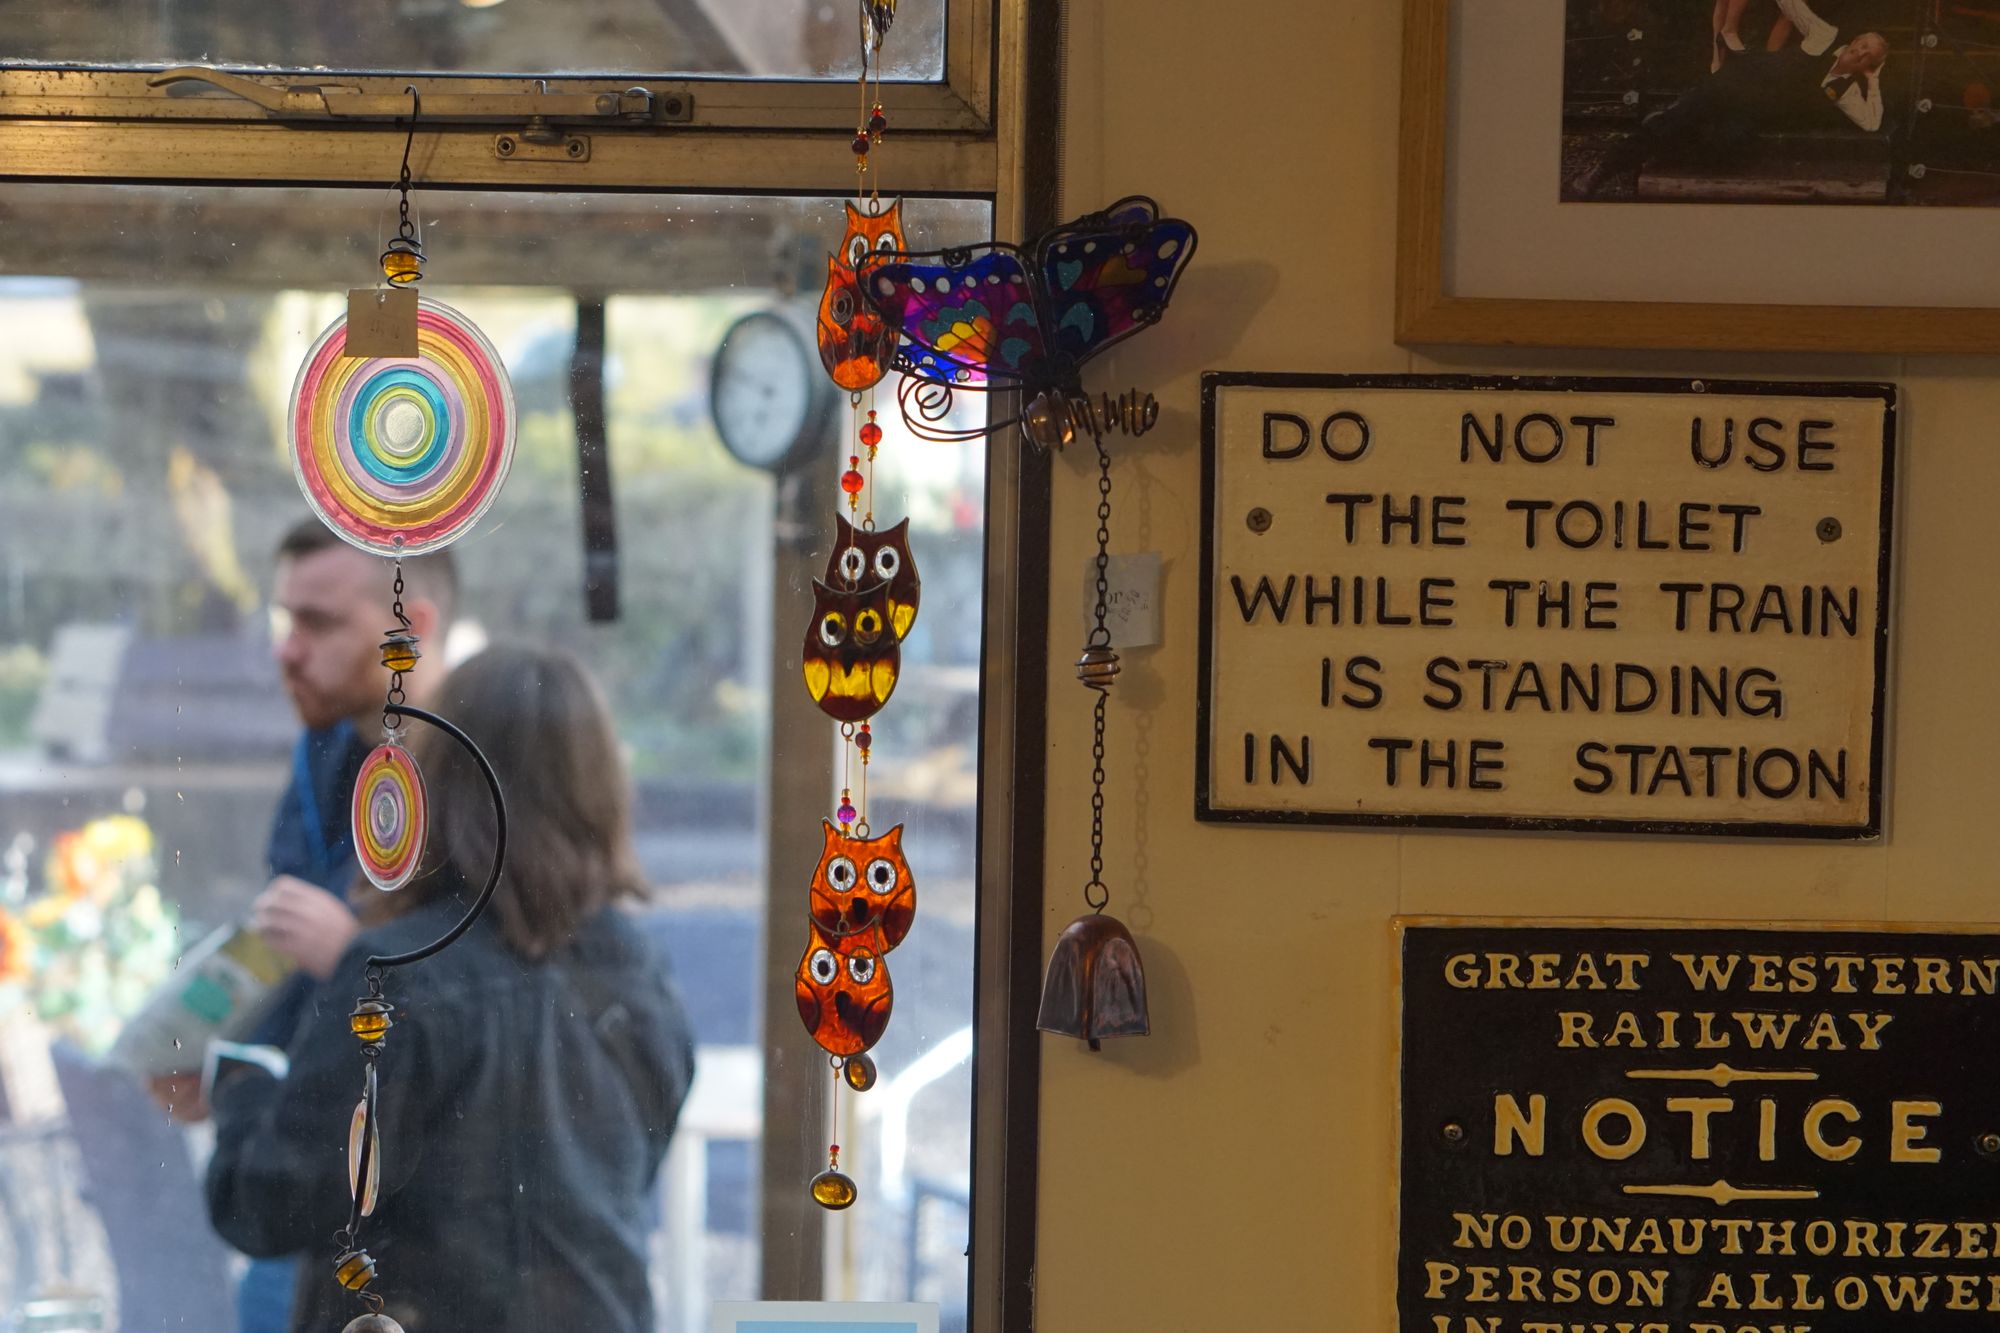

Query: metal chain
[[1083, 436, 1112, 913], [1085, 690, 1107, 911], [1089, 437, 1112, 648], [395, 90, 419, 248]]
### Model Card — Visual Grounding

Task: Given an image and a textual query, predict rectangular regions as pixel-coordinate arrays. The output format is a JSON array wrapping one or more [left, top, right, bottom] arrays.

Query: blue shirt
[[249, 722, 368, 1048]]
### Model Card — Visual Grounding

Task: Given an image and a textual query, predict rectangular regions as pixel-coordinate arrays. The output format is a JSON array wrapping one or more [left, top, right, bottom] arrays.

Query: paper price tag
[[344, 287, 419, 358]]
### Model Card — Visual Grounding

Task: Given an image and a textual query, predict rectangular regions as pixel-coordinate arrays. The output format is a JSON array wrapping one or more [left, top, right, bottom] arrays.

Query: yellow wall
[[1033, 2, 2000, 1327]]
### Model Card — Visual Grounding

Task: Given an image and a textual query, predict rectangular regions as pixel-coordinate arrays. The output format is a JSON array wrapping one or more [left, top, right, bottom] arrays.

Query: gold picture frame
[[1395, 0, 2000, 354]]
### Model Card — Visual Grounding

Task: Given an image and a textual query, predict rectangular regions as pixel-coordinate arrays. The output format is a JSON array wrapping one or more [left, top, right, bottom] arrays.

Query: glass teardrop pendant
[[348, 1077, 381, 1217], [810, 1168, 858, 1210]]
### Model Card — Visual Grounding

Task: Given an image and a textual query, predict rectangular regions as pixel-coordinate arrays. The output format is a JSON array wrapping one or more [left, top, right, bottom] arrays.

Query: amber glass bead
[[379, 633, 421, 673], [350, 999, 394, 1042], [341, 1315, 405, 1333], [334, 1249, 377, 1292], [810, 1168, 858, 1210], [1076, 644, 1122, 692], [382, 249, 423, 286], [843, 1054, 877, 1092]]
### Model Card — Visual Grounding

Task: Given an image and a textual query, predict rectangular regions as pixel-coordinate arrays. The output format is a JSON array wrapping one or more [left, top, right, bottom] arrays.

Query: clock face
[[711, 312, 819, 470]]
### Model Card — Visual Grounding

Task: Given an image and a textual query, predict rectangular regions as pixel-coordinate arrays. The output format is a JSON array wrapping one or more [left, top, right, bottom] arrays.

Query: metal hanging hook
[[381, 86, 426, 286]]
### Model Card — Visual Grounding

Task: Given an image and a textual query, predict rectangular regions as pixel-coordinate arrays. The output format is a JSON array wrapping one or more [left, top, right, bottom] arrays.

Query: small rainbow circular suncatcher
[[290, 297, 516, 557], [353, 742, 427, 893]]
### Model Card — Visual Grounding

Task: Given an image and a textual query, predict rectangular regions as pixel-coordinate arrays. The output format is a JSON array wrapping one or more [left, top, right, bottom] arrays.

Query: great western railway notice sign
[[1197, 375, 1895, 838], [1397, 920, 2000, 1333]]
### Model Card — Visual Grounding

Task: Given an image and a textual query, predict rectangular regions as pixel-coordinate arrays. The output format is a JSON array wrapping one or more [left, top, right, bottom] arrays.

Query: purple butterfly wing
[[1036, 198, 1197, 368], [859, 245, 1045, 387]]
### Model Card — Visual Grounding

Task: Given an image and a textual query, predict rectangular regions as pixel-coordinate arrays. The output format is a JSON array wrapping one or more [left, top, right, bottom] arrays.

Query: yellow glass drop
[[810, 1169, 858, 1210], [843, 1054, 877, 1092], [350, 1000, 392, 1042], [335, 1249, 377, 1291], [381, 250, 423, 285]]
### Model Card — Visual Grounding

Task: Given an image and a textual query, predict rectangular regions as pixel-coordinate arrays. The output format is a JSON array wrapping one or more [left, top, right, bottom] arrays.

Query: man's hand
[[147, 1071, 210, 1123], [252, 875, 360, 982]]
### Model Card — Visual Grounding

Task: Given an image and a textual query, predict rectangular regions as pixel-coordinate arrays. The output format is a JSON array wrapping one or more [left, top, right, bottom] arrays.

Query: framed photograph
[[1397, 0, 2000, 352], [709, 1302, 940, 1333]]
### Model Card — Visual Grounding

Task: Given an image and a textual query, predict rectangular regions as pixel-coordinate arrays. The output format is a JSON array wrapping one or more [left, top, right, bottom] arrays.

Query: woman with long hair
[[207, 646, 696, 1333]]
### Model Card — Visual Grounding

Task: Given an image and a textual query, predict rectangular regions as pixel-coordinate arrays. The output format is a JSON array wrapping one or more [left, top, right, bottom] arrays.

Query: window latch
[[145, 67, 690, 124]]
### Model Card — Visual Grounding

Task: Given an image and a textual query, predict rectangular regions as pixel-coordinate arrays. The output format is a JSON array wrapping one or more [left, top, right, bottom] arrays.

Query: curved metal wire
[[364, 702, 508, 970]]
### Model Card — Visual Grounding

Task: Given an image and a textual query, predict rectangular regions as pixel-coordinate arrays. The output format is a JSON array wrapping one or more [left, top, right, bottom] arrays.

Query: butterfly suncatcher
[[858, 195, 1197, 452]]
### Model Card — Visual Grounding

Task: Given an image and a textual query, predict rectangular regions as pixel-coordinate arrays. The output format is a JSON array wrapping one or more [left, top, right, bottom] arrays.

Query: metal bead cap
[[342, 1315, 406, 1333]]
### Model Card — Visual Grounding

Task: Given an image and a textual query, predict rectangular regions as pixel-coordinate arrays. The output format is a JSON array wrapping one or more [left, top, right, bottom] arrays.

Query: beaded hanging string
[[283, 91, 519, 1333], [796, 0, 917, 1213]]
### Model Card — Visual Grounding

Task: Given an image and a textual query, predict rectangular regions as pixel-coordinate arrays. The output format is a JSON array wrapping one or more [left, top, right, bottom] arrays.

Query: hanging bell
[[1075, 644, 1121, 691], [1037, 912, 1149, 1050]]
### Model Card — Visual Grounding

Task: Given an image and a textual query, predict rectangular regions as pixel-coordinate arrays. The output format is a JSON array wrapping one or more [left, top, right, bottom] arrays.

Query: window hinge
[[144, 67, 691, 125]]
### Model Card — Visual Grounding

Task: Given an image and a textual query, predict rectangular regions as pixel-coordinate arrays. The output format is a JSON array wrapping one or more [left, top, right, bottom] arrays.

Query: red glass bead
[[859, 421, 883, 448], [840, 469, 865, 495], [852, 133, 871, 155], [869, 111, 887, 135]]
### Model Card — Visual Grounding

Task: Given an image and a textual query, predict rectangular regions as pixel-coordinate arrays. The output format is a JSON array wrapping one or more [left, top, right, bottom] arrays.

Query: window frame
[[0, 0, 1050, 1327], [0, 0, 996, 193]]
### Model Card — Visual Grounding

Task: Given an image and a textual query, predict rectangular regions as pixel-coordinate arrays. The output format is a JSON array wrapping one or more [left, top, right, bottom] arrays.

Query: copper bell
[[1037, 912, 1149, 1050]]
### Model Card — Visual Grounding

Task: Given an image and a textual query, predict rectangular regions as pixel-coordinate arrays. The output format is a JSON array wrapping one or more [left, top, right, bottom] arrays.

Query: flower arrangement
[[0, 814, 180, 1055]]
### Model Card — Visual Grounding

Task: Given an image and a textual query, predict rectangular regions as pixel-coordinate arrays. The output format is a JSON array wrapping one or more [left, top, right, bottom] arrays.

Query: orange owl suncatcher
[[817, 199, 905, 393], [796, 921, 894, 1056], [807, 819, 916, 954]]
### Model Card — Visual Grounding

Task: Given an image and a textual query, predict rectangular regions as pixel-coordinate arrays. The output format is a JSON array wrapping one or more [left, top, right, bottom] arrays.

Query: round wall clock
[[710, 310, 832, 472]]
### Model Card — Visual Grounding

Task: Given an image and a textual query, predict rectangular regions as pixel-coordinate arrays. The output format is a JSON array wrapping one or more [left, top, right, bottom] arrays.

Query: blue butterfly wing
[[859, 245, 1046, 387], [1036, 199, 1197, 368]]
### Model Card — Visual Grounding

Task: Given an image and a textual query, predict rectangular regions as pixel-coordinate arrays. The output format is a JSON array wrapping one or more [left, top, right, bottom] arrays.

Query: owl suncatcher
[[801, 576, 900, 724], [825, 512, 920, 641], [808, 820, 916, 952], [817, 200, 905, 394]]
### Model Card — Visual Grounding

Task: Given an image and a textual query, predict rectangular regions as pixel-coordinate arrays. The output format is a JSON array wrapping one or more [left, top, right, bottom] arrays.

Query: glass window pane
[[0, 0, 945, 80], [0, 182, 987, 1333]]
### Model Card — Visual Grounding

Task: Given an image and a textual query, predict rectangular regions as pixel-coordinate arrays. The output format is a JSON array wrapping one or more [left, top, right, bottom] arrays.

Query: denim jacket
[[207, 895, 696, 1333]]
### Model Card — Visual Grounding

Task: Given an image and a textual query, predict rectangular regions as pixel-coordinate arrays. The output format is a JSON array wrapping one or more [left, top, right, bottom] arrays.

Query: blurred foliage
[[0, 815, 180, 1056]]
